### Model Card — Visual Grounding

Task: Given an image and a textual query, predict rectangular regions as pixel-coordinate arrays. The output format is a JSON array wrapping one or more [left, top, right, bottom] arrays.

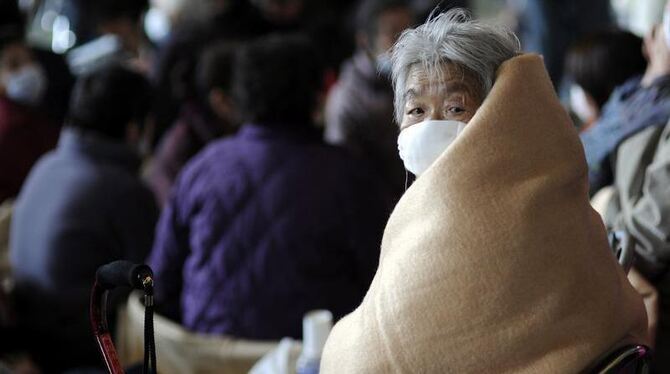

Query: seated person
[[564, 29, 646, 131], [580, 19, 670, 194], [321, 10, 649, 373], [0, 10, 59, 204], [325, 0, 414, 199], [146, 41, 238, 208], [148, 34, 391, 340], [10, 63, 158, 371], [603, 105, 670, 373]]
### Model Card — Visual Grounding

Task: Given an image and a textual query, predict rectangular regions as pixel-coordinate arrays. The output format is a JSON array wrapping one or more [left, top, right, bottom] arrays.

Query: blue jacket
[[581, 75, 670, 194], [10, 128, 158, 370], [149, 124, 392, 340]]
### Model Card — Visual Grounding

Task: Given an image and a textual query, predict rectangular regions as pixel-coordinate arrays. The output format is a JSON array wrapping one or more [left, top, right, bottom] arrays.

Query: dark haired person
[[10, 63, 158, 371], [565, 30, 646, 131], [150, 0, 270, 147], [149, 34, 391, 340], [581, 21, 670, 195], [67, 0, 151, 75], [325, 0, 414, 199], [146, 42, 238, 208], [0, 5, 59, 204]]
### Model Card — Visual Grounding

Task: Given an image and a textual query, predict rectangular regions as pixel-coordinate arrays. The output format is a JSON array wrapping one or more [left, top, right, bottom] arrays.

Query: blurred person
[[0, 9, 59, 204], [150, 0, 270, 145], [321, 10, 649, 373], [325, 0, 414, 199], [603, 104, 670, 373], [565, 29, 647, 131], [149, 34, 391, 340], [67, 0, 151, 75], [517, 0, 613, 88], [599, 2, 670, 370], [144, 0, 250, 45], [581, 21, 670, 194], [8, 0, 76, 123], [10, 63, 158, 371], [249, 0, 357, 76], [93, 0, 149, 58], [146, 42, 238, 207]]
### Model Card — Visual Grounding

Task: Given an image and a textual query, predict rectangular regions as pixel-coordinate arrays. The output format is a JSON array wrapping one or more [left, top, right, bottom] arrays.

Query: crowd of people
[[1, 0, 670, 372]]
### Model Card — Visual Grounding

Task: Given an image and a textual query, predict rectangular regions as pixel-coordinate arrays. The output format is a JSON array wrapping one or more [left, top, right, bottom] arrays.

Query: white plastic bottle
[[296, 310, 333, 374]]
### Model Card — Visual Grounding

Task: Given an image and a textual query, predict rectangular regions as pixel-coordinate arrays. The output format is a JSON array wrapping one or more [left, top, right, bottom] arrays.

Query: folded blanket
[[320, 54, 648, 373]]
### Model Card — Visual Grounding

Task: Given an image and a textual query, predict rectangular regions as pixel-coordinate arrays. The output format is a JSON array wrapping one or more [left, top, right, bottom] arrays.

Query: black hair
[[92, 0, 149, 25], [356, 0, 411, 41], [233, 33, 322, 126], [67, 63, 152, 140], [196, 41, 237, 97], [565, 29, 646, 109]]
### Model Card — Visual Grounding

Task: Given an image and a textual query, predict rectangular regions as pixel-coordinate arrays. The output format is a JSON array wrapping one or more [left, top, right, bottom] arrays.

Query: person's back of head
[[565, 29, 646, 118], [67, 63, 152, 141], [0, 2, 47, 108], [233, 33, 322, 127], [196, 41, 238, 126]]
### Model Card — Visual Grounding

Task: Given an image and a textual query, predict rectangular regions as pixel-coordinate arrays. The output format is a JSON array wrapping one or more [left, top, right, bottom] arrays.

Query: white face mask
[[397, 119, 466, 176], [569, 84, 597, 125], [3, 64, 47, 106]]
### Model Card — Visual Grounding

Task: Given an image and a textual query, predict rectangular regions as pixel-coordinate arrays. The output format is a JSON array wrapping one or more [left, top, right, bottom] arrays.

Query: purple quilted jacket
[[149, 123, 392, 340]]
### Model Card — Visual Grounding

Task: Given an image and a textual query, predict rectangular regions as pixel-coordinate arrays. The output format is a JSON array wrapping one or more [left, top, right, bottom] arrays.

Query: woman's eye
[[448, 106, 465, 114], [408, 107, 424, 116]]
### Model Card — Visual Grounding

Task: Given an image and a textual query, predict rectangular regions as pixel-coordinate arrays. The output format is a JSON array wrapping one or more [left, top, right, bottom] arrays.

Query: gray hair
[[390, 9, 521, 123]]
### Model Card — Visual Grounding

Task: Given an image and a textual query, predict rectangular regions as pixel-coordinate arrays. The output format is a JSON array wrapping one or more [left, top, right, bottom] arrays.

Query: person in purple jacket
[[148, 34, 393, 340]]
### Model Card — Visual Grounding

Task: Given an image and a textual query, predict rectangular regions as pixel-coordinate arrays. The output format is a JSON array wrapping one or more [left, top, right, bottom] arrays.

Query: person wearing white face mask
[[321, 9, 654, 373], [0, 21, 59, 205], [11, 63, 158, 371], [392, 18, 498, 177], [0, 35, 47, 107]]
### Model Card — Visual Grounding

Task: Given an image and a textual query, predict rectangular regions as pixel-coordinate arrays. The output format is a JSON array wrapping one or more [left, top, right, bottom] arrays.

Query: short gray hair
[[390, 9, 520, 123]]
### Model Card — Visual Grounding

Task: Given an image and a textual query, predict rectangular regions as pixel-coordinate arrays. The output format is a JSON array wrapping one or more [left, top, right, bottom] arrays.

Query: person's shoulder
[[169, 135, 241, 197], [180, 136, 236, 174]]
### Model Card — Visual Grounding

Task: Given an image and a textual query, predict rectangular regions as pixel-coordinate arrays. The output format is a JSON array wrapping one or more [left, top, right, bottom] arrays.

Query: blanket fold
[[320, 54, 648, 374]]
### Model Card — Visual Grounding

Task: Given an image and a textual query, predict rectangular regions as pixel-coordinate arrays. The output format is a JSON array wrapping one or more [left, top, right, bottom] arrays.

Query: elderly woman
[[320, 10, 649, 373]]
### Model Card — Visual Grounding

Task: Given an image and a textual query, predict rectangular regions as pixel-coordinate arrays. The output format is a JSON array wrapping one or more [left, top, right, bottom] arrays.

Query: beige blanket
[[320, 54, 648, 373]]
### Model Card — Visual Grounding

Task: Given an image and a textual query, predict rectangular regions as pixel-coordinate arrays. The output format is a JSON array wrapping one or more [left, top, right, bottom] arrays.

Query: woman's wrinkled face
[[400, 63, 484, 130]]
